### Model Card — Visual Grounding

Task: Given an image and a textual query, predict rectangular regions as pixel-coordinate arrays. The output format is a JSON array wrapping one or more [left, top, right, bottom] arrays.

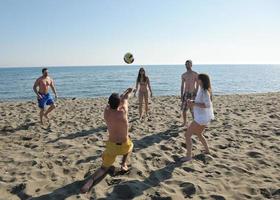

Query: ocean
[[0, 65, 279, 101]]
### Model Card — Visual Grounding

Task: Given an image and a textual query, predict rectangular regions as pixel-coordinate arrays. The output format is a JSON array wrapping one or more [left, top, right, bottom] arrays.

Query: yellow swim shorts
[[102, 138, 133, 168]]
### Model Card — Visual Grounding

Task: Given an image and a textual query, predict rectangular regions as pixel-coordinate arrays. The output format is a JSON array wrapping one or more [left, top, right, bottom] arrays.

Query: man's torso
[[104, 107, 128, 143], [38, 76, 52, 94], [182, 71, 198, 93]]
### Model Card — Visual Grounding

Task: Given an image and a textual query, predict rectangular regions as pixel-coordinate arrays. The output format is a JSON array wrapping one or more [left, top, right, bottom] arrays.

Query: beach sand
[[0, 93, 280, 200]]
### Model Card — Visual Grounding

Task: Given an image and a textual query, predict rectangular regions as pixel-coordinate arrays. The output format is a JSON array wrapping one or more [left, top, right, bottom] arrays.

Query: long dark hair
[[198, 73, 212, 99], [137, 67, 148, 83]]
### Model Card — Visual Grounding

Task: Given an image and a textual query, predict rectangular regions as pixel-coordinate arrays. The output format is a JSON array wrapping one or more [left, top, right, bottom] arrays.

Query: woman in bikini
[[134, 67, 153, 119], [181, 73, 214, 162]]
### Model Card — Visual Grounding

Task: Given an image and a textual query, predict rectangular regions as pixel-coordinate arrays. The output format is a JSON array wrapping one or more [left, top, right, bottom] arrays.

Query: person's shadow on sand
[[0, 122, 36, 134], [10, 180, 83, 200], [132, 124, 180, 151], [13, 154, 207, 200], [102, 158, 196, 200], [46, 125, 107, 144], [14, 125, 188, 199]]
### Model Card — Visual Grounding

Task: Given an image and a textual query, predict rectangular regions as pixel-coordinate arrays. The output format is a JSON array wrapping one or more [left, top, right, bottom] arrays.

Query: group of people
[[32, 60, 214, 193]]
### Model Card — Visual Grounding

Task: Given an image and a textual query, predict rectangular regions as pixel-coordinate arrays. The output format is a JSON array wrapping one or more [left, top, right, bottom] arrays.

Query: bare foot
[[121, 164, 128, 171], [181, 157, 192, 162], [80, 178, 94, 194], [44, 113, 49, 120]]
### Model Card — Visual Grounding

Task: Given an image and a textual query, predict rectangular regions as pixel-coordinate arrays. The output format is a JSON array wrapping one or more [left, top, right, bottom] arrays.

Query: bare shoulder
[[104, 105, 110, 112], [48, 76, 53, 82], [36, 76, 42, 83], [192, 71, 198, 76], [118, 107, 126, 114], [181, 72, 187, 79], [104, 106, 111, 120]]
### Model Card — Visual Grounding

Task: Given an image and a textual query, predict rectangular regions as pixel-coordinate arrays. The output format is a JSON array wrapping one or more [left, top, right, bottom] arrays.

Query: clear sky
[[0, 0, 279, 67]]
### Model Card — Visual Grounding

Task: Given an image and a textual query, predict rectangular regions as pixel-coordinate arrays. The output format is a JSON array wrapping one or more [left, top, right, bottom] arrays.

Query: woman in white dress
[[181, 73, 214, 162]]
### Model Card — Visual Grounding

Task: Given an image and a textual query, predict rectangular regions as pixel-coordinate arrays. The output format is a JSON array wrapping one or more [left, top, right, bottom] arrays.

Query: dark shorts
[[38, 93, 54, 109], [181, 92, 196, 112]]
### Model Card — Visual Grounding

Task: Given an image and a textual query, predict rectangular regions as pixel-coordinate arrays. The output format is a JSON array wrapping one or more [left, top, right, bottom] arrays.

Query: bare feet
[[181, 156, 192, 162], [80, 178, 94, 194]]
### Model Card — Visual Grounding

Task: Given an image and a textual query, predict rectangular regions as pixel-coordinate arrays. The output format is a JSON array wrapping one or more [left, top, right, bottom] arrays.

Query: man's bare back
[[104, 105, 129, 143]]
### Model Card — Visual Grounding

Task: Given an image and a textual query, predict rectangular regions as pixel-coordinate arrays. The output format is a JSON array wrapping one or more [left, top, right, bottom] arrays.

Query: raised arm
[[120, 88, 133, 112], [50, 79, 58, 98], [147, 77, 153, 97]]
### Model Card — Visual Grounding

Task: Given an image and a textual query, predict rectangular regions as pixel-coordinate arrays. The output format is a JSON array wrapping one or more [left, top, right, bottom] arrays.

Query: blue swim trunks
[[38, 93, 54, 109]]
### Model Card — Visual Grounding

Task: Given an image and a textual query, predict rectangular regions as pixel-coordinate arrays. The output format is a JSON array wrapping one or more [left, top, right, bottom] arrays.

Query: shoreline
[[1, 91, 280, 103]]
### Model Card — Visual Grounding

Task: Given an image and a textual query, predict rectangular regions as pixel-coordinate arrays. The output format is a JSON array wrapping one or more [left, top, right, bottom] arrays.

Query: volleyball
[[124, 52, 134, 64]]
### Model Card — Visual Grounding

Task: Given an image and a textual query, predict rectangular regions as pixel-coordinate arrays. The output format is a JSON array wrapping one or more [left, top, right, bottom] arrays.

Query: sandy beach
[[0, 93, 280, 200]]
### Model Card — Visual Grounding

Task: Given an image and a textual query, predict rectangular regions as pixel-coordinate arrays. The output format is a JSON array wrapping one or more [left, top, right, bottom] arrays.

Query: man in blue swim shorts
[[33, 68, 58, 124]]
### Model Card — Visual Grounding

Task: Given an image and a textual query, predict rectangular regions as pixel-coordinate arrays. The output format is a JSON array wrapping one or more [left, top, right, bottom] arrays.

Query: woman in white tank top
[[181, 73, 214, 162]]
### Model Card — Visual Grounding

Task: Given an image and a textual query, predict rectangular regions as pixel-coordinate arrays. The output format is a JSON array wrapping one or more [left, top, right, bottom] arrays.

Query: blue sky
[[0, 0, 279, 67]]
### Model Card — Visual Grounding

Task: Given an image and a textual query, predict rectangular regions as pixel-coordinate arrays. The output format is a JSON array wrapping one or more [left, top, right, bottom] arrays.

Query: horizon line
[[0, 63, 280, 68]]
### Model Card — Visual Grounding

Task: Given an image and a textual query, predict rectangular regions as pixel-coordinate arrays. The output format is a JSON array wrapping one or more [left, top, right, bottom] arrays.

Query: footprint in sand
[[210, 194, 226, 200], [182, 167, 196, 173], [160, 145, 173, 151], [180, 182, 196, 198], [106, 178, 122, 186], [246, 151, 263, 158]]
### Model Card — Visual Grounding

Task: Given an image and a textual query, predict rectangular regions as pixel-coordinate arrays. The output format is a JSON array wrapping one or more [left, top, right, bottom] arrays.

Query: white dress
[[193, 87, 214, 125]]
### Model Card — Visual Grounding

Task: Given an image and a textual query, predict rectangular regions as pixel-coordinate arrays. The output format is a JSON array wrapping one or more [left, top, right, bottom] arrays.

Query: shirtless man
[[181, 60, 198, 127], [80, 88, 134, 193], [33, 68, 57, 124]]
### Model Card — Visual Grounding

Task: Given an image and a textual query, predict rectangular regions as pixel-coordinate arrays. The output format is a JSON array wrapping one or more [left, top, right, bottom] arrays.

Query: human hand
[[187, 99, 194, 107], [127, 88, 133, 93], [37, 94, 42, 99]]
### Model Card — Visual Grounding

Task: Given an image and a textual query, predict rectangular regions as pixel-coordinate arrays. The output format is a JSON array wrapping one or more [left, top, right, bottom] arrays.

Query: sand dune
[[0, 93, 280, 199]]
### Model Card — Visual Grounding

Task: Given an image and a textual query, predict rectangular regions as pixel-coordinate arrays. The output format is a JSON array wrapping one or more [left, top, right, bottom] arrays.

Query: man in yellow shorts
[[81, 88, 134, 193]]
